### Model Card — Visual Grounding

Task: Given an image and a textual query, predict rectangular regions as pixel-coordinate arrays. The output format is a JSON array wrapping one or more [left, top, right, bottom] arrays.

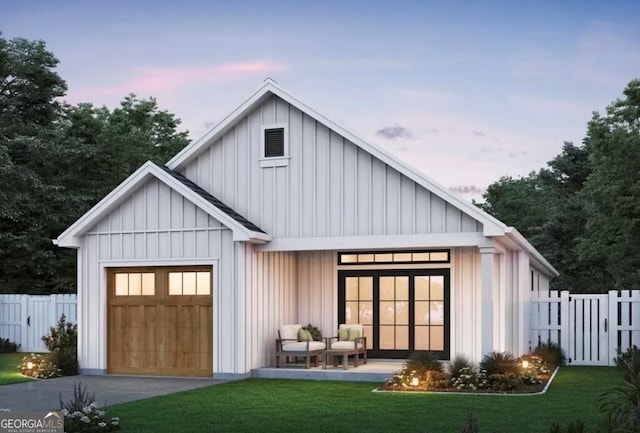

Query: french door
[[338, 269, 450, 359]]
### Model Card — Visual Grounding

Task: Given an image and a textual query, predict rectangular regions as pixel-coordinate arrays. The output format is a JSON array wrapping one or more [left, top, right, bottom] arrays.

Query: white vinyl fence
[[0, 294, 77, 352], [530, 290, 640, 366]]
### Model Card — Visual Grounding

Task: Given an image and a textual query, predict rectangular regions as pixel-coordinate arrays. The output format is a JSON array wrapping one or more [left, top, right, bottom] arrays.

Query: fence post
[[560, 291, 570, 362], [609, 290, 619, 366]]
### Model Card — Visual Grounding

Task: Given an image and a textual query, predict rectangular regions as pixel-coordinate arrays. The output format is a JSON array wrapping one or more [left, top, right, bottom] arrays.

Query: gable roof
[[55, 161, 270, 248], [168, 78, 508, 237], [167, 79, 558, 277]]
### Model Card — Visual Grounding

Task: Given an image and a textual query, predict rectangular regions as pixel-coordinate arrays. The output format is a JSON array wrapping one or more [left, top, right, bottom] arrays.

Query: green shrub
[[0, 337, 19, 353], [302, 324, 322, 341], [519, 354, 551, 385], [448, 355, 474, 378], [20, 353, 61, 379], [60, 382, 120, 432], [406, 351, 444, 372], [599, 368, 640, 432], [42, 314, 77, 352], [41, 314, 78, 376], [547, 420, 589, 433], [490, 372, 522, 391], [615, 345, 640, 382], [533, 341, 566, 367], [450, 366, 489, 391], [480, 351, 518, 376]]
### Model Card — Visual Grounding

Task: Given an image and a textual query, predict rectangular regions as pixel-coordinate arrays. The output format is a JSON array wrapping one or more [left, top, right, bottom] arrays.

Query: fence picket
[[0, 294, 77, 352]]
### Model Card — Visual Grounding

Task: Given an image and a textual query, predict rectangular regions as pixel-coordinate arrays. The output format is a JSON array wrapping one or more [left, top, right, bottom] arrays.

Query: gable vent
[[264, 128, 285, 158]]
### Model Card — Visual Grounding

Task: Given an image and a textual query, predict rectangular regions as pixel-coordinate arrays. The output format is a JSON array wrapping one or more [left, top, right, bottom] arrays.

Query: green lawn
[[110, 367, 622, 433], [0, 353, 33, 385]]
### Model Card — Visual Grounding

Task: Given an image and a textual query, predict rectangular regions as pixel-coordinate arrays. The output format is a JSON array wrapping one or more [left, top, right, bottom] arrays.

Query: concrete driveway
[[0, 375, 226, 411]]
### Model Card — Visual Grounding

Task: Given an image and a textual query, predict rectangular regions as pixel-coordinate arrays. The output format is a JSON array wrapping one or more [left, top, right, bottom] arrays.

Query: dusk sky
[[3, 0, 639, 200]]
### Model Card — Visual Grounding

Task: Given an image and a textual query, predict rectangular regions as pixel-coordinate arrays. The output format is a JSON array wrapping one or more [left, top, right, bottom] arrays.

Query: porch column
[[479, 246, 495, 356]]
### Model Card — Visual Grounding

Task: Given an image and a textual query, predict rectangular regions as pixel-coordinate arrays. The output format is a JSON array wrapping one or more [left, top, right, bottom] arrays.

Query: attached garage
[[107, 266, 213, 377]]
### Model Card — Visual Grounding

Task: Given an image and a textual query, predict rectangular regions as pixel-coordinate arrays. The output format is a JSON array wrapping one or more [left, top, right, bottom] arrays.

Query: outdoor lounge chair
[[325, 324, 367, 368], [275, 324, 326, 368]]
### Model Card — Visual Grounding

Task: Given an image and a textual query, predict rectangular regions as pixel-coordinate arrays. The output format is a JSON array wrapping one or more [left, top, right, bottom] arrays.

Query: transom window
[[168, 271, 211, 295], [338, 250, 449, 265], [114, 272, 155, 296]]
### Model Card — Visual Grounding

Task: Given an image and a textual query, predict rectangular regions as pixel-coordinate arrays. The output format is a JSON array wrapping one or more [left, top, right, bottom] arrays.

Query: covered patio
[[252, 359, 404, 382]]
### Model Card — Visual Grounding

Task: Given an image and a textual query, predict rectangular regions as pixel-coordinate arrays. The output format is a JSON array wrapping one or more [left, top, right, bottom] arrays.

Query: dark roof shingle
[[154, 162, 266, 234]]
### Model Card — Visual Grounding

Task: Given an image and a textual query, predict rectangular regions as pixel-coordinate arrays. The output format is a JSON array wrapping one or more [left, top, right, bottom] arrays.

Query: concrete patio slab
[[0, 375, 226, 411]]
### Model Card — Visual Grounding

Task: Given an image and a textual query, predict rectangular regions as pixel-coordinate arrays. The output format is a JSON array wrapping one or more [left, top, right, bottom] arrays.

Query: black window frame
[[337, 249, 450, 265], [264, 127, 285, 158]]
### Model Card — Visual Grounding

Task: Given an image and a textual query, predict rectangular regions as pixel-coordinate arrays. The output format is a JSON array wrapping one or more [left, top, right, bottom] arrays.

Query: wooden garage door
[[107, 266, 213, 377]]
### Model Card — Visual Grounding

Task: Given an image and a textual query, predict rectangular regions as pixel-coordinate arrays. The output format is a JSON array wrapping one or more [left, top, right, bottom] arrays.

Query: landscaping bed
[[379, 345, 562, 395]]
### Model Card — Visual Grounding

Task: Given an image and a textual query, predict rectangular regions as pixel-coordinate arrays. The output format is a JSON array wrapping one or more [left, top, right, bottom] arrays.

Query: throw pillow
[[298, 328, 312, 341], [348, 329, 361, 341], [338, 328, 349, 341]]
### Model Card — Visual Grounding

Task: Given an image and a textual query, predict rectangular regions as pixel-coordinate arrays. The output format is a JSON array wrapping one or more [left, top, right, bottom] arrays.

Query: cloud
[[449, 185, 486, 195], [376, 124, 413, 139], [67, 60, 286, 101], [472, 130, 485, 137]]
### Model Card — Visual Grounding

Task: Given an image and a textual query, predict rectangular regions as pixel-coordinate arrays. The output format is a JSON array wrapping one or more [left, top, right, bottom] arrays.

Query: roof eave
[[504, 227, 560, 278]]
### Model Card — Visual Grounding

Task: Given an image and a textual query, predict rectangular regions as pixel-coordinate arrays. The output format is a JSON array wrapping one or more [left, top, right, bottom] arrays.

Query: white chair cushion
[[281, 341, 326, 352], [279, 324, 302, 346], [331, 340, 363, 350]]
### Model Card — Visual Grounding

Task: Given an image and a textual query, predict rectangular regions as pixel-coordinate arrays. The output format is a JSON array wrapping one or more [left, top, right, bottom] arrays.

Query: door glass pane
[[141, 273, 155, 295], [196, 272, 211, 295], [430, 326, 444, 350], [379, 277, 394, 300], [379, 326, 395, 349], [359, 302, 373, 324], [363, 325, 373, 349], [415, 276, 429, 300], [359, 277, 373, 300], [415, 326, 429, 350], [396, 326, 409, 350], [128, 273, 141, 296], [345, 277, 359, 300], [430, 301, 445, 325], [168, 272, 182, 295], [380, 301, 395, 325], [430, 276, 444, 300], [414, 301, 429, 325], [396, 301, 409, 325], [115, 274, 128, 296], [396, 277, 408, 300], [345, 302, 358, 323]]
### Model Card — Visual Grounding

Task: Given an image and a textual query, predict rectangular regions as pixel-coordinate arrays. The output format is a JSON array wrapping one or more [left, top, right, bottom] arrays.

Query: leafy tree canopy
[[0, 34, 189, 294]]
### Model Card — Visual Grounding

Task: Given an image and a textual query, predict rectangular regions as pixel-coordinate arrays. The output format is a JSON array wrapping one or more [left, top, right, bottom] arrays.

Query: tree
[[0, 34, 190, 293], [578, 79, 640, 289], [0, 34, 68, 293]]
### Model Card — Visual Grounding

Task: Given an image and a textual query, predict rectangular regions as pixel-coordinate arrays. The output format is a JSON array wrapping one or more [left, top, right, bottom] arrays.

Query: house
[[55, 79, 558, 378]]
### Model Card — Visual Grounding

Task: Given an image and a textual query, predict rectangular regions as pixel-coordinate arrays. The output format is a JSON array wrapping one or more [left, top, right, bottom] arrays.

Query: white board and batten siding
[[78, 178, 237, 374], [0, 294, 77, 352], [293, 247, 533, 364], [182, 95, 482, 239], [241, 244, 297, 372]]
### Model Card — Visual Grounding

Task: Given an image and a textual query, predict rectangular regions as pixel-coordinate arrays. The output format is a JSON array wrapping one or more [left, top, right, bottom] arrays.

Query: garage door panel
[[107, 266, 213, 377]]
